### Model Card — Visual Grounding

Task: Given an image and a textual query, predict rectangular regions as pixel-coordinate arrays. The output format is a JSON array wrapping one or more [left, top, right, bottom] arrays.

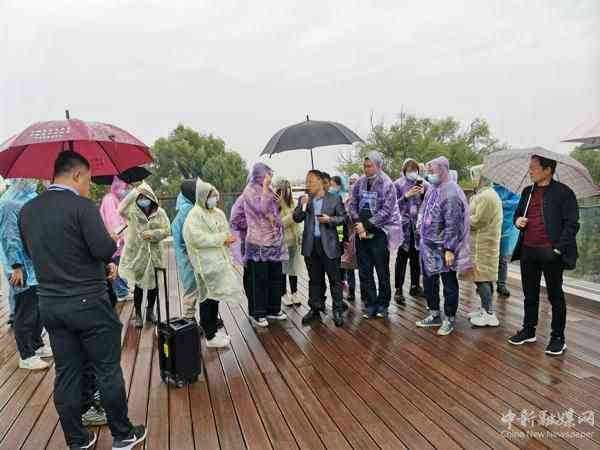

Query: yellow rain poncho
[[118, 182, 171, 290], [467, 186, 503, 282], [183, 179, 241, 304]]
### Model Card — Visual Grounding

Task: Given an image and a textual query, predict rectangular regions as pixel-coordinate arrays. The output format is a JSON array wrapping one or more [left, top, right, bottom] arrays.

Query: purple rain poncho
[[237, 163, 287, 263], [418, 156, 472, 277], [229, 196, 247, 265], [348, 151, 403, 253], [394, 159, 430, 251]]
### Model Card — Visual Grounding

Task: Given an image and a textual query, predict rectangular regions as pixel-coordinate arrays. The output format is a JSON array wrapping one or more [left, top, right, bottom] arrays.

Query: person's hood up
[[249, 162, 273, 186], [365, 151, 384, 173], [110, 177, 129, 199], [426, 156, 451, 183], [0, 179, 38, 205], [137, 181, 159, 206], [196, 178, 219, 209], [469, 164, 483, 189], [349, 173, 360, 184]]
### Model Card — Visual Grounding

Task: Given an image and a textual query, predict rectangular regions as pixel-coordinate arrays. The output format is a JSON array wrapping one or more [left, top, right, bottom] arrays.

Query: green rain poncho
[[183, 179, 241, 304], [118, 182, 171, 290]]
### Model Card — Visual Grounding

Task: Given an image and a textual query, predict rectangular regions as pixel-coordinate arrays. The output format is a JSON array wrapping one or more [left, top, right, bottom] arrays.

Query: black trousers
[[133, 285, 158, 315], [200, 299, 219, 340], [281, 275, 298, 295], [247, 260, 282, 319], [423, 271, 459, 317], [394, 230, 421, 290], [356, 231, 391, 310], [520, 246, 567, 339], [304, 238, 344, 313], [39, 293, 133, 448], [14, 286, 43, 359]]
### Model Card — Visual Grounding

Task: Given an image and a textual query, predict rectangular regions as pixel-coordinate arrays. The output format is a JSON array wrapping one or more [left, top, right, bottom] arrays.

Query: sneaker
[[437, 319, 455, 336], [282, 294, 294, 307], [301, 309, 321, 325], [112, 425, 147, 450], [545, 337, 567, 356], [82, 406, 108, 426], [409, 286, 425, 298], [71, 431, 97, 449], [362, 306, 377, 320], [333, 311, 344, 327], [416, 314, 443, 328], [467, 308, 484, 319], [470, 311, 500, 327], [35, 345, 53, 358], [250, 317, 269, 328], [508, 328, 536, 345], [497, 286, 511, 298], [266, 311, 287, 321], [206, 334, 231, 348], [394, 290, 405, 305], [216, 327, 227, 337], [7, 314, 14, 327], [133, 314, 143, 329], [376, 306, 389, 319], [347, 293, 356, 303], [19, 355, 50, 370]]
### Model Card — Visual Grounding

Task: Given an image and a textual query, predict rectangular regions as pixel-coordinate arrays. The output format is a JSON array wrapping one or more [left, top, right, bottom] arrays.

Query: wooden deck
[[1, 250, 600, 449]]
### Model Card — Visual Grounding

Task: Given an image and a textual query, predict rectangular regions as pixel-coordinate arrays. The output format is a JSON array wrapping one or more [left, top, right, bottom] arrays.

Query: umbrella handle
[[523, 185, 534, 217]]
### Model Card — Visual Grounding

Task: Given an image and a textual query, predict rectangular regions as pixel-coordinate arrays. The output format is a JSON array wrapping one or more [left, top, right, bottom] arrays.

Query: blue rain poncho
[[0, 180, 39, 295], [492, 184, 520, 257], [172, 192, 196, 294]]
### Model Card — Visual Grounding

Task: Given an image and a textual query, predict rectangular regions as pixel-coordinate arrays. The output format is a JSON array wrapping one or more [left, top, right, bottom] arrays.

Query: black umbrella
[[260, 116, 363, 168], [92, 166, 152, 185]]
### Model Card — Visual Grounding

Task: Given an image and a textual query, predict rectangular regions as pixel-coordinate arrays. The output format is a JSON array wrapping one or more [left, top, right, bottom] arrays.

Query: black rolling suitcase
[[155, 268, 202, 387]]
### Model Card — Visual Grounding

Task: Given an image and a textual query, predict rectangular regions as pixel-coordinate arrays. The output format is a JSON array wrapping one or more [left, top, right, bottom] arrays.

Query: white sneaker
[[19, 356, 50, 370], [291, 293, 302, 306], [467, 308, 484, 319], [470, 311, 500, 327], [216, 328, 227, 337], [250, 317, 269, 328], [282, 294, 294, 307], [206, 334, 231, 348], [266, 312, 287, 321], [35, 345, 53, 358]]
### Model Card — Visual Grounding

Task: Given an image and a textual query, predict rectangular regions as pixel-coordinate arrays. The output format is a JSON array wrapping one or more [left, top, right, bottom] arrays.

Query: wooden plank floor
[[1, 250, 600, 449]]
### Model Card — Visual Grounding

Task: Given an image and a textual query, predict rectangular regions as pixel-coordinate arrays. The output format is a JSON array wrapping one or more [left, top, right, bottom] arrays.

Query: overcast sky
[[1, 0, 599, 179]]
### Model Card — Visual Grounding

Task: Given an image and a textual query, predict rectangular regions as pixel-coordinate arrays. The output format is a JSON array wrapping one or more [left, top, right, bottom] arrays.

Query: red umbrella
[[0, 115, 153, 180]]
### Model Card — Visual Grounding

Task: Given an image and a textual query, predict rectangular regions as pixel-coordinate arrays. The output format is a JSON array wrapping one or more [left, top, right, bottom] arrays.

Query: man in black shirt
[[19, 152, 146, 450]]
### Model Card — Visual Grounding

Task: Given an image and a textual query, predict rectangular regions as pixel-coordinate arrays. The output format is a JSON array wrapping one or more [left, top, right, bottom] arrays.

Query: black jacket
[[293, 192, 347, 259], [511, 179, 580, 269], [19, 190, 117, 299]]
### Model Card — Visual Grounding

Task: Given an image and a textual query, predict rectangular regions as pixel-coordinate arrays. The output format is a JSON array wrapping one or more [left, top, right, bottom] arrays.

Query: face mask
[[137, 198, 151, 208], [206, 197, 218, 209], [406, 171, 418, 181], [330, 186, 340, 193], [428, 174, 441, 186]]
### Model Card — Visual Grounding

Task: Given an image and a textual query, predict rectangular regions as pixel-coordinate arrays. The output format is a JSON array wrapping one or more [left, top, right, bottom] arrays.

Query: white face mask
[[206, 197, 218, 209], [406, 171, 418, 181]]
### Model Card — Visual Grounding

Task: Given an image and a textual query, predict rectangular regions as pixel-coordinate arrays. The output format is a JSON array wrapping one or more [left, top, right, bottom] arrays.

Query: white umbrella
[[481, 146, 599, 199], [562, 119, 600, 148]]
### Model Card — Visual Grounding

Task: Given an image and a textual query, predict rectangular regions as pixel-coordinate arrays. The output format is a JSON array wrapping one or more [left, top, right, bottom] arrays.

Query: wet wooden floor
[[1, 250, 600, 449]]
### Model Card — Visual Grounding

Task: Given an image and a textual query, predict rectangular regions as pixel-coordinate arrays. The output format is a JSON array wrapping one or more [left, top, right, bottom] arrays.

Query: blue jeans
[[111, 256, 129, 298], [423, 271, 459, 318]]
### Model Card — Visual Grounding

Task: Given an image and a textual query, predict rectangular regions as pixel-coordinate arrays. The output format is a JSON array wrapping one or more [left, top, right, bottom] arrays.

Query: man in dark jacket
[[508, 155, 579, 356], [19, 152, 146, 450], [293, 170, 347, 326]]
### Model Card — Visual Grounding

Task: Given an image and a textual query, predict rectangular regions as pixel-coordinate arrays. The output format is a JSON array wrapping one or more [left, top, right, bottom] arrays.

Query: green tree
[[571, 146, 600, 185], [338, 113, 507, 182], [147, 125, 249, 197]]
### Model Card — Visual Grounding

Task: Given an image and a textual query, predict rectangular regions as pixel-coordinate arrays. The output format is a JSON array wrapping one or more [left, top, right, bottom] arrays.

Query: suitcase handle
[[155, 267, 170, 324]]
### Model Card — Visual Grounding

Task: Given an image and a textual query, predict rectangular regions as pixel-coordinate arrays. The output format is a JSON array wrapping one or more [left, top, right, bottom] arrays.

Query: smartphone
[[416, 179, 423, 187], [115, 224, 128, 236]]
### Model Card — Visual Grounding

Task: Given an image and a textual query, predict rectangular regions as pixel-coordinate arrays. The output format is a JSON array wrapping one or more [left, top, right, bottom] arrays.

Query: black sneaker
[[508, 329, 536, 345], [113, 425, 147, 450], [302, 309, 321, 325], [394, 290, 405, 305], [545, 337, 567, 356], [497, 286, 511, 298], [70, 431, 97, 449], [409, 286, 425, 298]]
